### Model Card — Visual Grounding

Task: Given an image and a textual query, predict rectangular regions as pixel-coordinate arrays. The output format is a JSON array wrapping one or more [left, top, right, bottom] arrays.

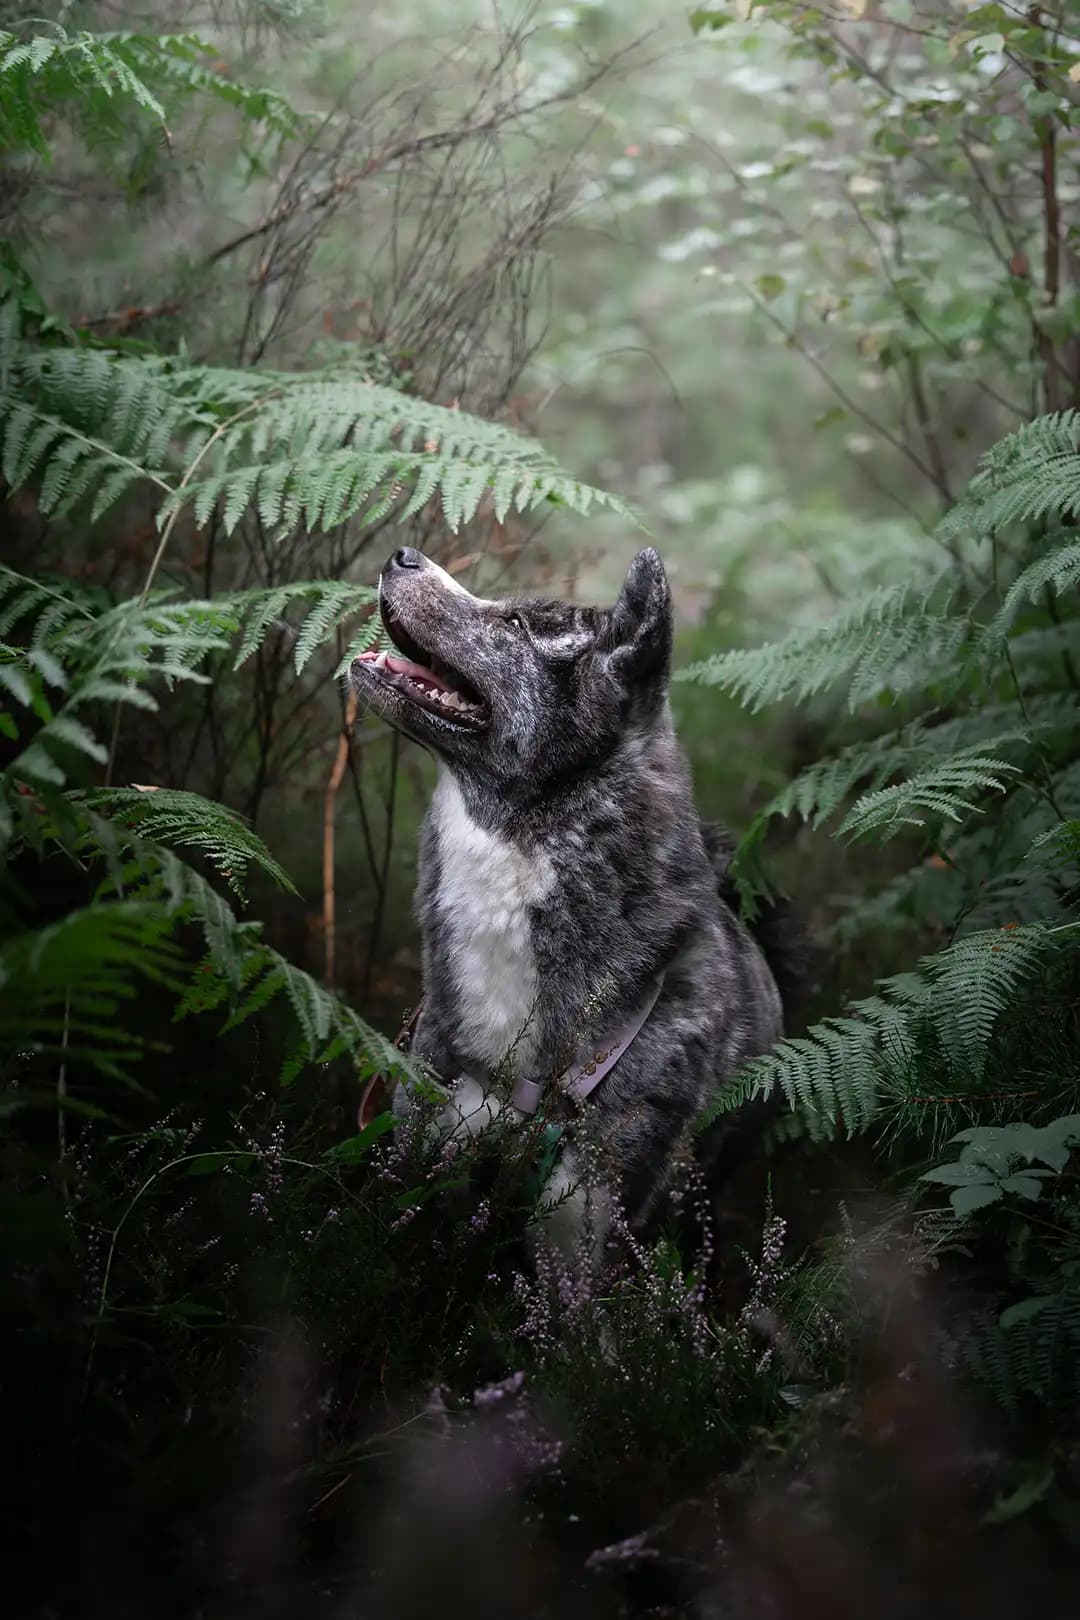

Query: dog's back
[[700, 821, 808, 1025], [697, 822, 808, 1190]]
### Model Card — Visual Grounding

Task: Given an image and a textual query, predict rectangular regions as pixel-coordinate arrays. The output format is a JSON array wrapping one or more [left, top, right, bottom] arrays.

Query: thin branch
[[363, 727, 400, 998], [198, 54, 621, 275], [323, 686, 358, 988], [739, 280, 943, 491]]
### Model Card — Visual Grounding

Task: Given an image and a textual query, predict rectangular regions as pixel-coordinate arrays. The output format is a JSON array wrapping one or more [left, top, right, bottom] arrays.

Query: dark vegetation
[[3, 3, 1080, 1615]]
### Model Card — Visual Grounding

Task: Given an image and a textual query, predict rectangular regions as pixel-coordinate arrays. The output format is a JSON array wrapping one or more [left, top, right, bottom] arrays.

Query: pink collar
[[357, 975, 664, 1129], [509, 975, 664, 1116]]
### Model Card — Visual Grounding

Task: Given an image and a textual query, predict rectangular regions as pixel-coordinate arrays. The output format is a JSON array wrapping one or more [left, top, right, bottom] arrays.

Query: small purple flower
[[473, 1369, 526, 1408]]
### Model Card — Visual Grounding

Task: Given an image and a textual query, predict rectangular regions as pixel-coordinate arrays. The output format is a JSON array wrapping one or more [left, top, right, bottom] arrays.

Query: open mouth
[[354, 602, 488, 728]]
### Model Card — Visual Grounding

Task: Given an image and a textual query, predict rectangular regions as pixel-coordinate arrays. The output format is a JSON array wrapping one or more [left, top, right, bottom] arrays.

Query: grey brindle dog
[[351, 545, 784, 1263]]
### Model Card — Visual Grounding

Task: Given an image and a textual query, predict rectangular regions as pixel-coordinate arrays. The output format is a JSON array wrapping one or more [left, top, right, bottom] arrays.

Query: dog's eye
[[503, 612, 526, 632]]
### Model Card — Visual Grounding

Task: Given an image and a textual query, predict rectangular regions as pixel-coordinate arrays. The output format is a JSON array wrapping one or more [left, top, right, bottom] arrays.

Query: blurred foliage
[[4, 2, 1080, 1616]]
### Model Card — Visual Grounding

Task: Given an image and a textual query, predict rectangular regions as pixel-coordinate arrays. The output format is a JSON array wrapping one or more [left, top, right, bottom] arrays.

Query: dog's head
[[351, 546, 672, 789]]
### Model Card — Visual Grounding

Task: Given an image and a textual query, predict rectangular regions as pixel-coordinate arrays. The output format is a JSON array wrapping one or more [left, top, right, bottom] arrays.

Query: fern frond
[[80, 787, 297, 900], [748, 703, 1063, 843], [2, 336, 632, 539], [223, 580, 377, 673], [834, 783, 1080, 943], [699, 1011, 889, 1139], [939, 411, 1080, 541], [925, 923, 1062, 1080], [7, 796, 415, 1089], [700, 923, 1068, 1139], [1028, 819, 1080, 872], [0, 901, 183, 1082], [954, 1312, 1024, 1417], [956, 1280, 1080, 1416], [676, 585, 963, 713], [836, 744, 1021, 840], [0, 25, 303, 161], [0, 569, 381, 812], [0, 575, 240, 794], [982, 534, 1080, 648]]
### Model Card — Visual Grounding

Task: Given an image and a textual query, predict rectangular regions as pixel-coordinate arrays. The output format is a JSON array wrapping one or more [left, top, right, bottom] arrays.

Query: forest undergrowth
[[3, 7, 1080, 1617]]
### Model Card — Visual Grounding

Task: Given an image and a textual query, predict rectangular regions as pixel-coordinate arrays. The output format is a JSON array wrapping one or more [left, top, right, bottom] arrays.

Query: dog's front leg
[[534, 1145, 611, 1277], [432, 1074, 506, 1145]]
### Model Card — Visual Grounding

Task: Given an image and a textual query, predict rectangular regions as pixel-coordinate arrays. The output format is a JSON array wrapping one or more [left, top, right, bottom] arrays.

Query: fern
[[938, 411, 1080, 542], [699, 1008, 895, 1139], [0, 24, 302, 161], [835, 745, 1021, 841], [4, 793, 415, 1089], [224, 580, 379, 674], [1028, 819, 1080, 871], [982, 535, 1080, 648], [79, 788, 297, 900], [0, 569, 383, 809], [676, 584, 964, 713], [699, 923, 1070, 1141], [744, 713, 1049, 860], [691, 411, 1080, 1165], [2, 328, 633, 539], [0, 573, 239, 805], [0, 559, 420, 1091], [924, 924, 1064, 1081], [956, 1277, 1080, 1418], [0, 901, 184, 1083]]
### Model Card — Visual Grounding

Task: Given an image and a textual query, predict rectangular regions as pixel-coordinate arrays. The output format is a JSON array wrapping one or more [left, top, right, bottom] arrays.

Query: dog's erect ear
[[605, 547, 672, 686]]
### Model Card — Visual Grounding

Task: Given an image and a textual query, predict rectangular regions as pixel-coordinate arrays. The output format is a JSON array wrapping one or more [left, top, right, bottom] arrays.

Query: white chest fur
[[430, 772, 556, 1073]]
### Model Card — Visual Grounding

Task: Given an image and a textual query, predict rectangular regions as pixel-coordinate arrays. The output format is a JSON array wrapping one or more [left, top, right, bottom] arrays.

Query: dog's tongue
[[357, 648, 453, 693]]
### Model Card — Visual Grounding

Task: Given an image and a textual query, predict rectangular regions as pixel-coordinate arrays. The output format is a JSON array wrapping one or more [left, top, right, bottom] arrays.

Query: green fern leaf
[[837, 745, 1022, 840], [925, 924, 1059, 1080], [939, 411, 1080, 541], [82, 787, 297, 900], [676, 585, 963, 713], [982, 535, 1080, 648]]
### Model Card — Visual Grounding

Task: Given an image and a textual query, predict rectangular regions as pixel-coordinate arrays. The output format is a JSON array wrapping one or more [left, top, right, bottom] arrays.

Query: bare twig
[[363, 727, 400, 997], [323, 686, 358, 987]]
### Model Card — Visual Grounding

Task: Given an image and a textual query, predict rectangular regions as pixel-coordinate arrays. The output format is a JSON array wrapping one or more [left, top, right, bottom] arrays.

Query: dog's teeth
[[374, 650, 388, 668]]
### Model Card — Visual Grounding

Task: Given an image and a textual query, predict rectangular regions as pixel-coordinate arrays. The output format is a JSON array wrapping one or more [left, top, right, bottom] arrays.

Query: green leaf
[[983, 1461, 1055, 1525], [323, 1114, 396, 1163], [949, 1183, 1003, 1216], [756, 273, 786, 302], [999, 1295, 1055, 1330]]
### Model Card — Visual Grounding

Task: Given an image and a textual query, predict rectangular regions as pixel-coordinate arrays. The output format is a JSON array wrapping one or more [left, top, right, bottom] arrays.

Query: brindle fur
[[351, 546, 784, 1257]]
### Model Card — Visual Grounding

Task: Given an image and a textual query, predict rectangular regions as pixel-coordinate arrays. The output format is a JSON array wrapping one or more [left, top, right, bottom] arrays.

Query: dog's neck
[[424, 768, 557, 1076], [418, 712, 695, 1080]]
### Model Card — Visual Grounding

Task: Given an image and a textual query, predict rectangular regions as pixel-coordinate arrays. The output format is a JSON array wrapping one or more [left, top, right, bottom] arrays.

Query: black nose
[[392, 547, 423, 570]]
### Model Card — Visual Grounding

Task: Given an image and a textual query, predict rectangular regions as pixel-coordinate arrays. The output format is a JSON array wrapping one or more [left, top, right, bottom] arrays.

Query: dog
[[351, 545, 786, 1266]]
